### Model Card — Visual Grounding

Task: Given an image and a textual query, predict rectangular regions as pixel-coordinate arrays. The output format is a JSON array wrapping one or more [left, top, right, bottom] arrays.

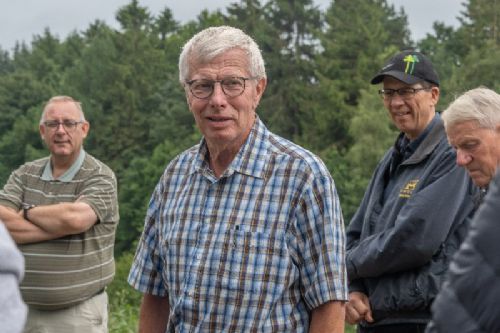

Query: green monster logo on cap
[[403, 54, 419, 75]]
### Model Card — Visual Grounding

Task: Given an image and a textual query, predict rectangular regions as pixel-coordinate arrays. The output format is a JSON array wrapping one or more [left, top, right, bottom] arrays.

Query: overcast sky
[[0, 0, 465, 51]]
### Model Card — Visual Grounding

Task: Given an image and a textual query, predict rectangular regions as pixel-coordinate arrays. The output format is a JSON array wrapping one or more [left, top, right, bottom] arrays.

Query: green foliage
[[0, 106, 43, 183], [0, 0, 496, 329], [444, 41, 500, 103], [117, 135, 198, 253], [346, 324, 357, 333], [319, 0, 411, 107], [326, 86, 398, 221], [107, 251, 142, 332]]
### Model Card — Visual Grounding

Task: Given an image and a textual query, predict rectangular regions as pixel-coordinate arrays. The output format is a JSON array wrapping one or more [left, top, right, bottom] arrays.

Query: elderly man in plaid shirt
[[128, 26, 348, 333]]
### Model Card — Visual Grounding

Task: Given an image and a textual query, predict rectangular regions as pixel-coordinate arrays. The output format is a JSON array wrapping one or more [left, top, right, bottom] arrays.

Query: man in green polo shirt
[[0, 96, 119, 333]]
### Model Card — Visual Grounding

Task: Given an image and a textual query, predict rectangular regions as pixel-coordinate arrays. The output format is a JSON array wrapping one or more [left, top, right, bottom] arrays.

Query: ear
[[81, 121, 90, 139], [184, 85, 194, 112], [430, 86, 440, 105], [253, 77, 267, 109], [39, 124, 45, 139]]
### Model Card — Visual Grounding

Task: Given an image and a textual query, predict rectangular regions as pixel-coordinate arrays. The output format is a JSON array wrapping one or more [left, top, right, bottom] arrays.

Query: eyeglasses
[[43, 120, 84, 132], [186, 76, 257, 99], [378, 87, 430, 100]]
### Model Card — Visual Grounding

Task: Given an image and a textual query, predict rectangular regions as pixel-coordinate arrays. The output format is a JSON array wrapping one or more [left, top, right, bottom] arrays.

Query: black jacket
[[346, 116, 480, 326], [426, 171, 500, 333]]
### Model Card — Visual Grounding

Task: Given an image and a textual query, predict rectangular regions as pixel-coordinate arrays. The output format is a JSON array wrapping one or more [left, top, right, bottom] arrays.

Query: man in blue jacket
[[345, 50, 479, 333], [426, 87, 500, 332]]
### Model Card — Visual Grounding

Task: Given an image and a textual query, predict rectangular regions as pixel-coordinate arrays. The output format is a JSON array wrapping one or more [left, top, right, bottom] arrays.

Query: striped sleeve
[[78, 169, 118, 224], [0, 166, 27, 210]]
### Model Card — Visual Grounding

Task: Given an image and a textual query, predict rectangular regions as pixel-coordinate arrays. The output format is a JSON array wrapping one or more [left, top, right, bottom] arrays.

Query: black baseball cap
[[370, 50, 440, 86]]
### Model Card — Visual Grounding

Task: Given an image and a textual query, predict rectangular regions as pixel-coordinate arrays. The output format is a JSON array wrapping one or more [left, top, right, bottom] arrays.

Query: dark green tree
[[257, 0, 322, 141], [318, 0, 411, 107], [153, 7, 179, 42]]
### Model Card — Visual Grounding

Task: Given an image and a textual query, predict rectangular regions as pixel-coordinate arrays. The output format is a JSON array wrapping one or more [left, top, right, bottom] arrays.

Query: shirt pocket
[[223, 224, 288, 302]]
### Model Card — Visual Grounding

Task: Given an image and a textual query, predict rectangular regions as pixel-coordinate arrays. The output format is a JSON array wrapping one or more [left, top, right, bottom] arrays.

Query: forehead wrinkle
[[188, 49, 250, 80]]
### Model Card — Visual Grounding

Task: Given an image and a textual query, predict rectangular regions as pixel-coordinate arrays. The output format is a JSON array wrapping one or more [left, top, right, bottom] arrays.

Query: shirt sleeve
[[291, 172, 348, 310], [78, 168, 118, 224], [0, 167, 25, 210], [128, 179, 167, 296]]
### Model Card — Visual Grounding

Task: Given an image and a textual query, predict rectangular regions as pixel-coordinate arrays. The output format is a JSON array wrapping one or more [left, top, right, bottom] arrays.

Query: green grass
[[108, 252, 141, 333], [346, 324, 357, 333]]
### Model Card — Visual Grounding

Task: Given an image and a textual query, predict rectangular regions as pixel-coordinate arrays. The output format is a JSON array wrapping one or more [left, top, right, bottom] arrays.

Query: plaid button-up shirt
[[128, 118, 347, 332]]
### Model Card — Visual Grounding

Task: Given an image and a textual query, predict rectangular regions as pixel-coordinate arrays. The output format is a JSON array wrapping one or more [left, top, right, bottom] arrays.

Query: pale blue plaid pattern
[[128, 118, 347, 332]]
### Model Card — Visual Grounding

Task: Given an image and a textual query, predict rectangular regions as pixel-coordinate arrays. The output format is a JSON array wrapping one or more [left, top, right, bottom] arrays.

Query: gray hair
[[40, 96, 85, 124], [442, 87, 500, 130], [178, 26, 266, 83]]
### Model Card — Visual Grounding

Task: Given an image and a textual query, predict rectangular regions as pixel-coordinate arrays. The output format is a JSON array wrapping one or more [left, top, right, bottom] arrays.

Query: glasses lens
[[398, 88, 416, 98], [221, 77, 245, 97], [44, 120, 80, 131], [44, 121, 59, 129], [189, 77, 249, 99], [379, 89, 394, 99], [190, 80, 213, 99], [62, 120, 79, 130]]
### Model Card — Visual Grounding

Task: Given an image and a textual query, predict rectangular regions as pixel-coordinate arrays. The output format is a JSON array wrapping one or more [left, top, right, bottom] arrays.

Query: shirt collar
[[192, 117, 269, 180], [41, 149, 86, 182]]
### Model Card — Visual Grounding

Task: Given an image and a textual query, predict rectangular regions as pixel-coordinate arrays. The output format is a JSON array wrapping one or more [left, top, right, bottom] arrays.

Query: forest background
[[0, 0, 498, 331]]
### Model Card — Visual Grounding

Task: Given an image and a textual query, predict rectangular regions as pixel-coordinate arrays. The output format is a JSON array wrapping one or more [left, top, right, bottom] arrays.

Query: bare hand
[[345, 291, 374, 325]]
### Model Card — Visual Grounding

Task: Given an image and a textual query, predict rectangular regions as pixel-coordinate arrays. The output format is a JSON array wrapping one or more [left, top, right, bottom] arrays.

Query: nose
[[209, 82, 227, 108], [388, 94, 405, 107], [55, 123, 67, 133], [456, 149, 472, 166]]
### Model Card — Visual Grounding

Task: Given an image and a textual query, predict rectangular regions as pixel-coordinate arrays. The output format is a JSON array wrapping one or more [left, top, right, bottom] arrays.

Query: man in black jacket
[[345, 50, 479, 333], [426, 87, 500, 332]]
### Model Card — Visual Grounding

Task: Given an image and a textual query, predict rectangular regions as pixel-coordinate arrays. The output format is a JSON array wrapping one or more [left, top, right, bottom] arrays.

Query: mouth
[[467, 171, 488, 186], [393, 110, 411, 117], [207, 116, 232, 123]]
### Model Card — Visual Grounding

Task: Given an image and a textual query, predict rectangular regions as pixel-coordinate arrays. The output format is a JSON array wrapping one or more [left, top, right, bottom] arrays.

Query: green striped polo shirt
[[0, 151, 119, 310]]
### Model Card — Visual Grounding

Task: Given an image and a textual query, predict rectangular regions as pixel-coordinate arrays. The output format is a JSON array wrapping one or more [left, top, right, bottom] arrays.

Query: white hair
[[178, 26, 266, 83], [442, 87, 500, 130], [40, 96, 85, 124]]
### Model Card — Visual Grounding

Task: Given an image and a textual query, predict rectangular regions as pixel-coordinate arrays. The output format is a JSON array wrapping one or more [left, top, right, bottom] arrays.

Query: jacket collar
[[402, 114, 444, 165]]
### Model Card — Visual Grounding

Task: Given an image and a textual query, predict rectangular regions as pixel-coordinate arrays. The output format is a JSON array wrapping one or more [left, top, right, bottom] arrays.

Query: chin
[[53, 150, 72, 157], [473, 178, 490, 188], [207, 131, 236, 142]]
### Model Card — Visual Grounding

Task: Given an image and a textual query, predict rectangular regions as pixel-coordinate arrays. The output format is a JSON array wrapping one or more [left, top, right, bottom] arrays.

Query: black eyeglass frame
[[378, 87, 431, 99], [185, 76, 258, 99]]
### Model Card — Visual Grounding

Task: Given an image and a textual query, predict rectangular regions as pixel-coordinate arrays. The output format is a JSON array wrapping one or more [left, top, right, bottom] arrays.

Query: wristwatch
[[22, 203, 36, 221]]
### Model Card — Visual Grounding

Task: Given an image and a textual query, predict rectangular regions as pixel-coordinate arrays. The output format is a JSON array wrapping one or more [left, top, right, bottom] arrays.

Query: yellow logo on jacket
[[400, 179, 419, 198]]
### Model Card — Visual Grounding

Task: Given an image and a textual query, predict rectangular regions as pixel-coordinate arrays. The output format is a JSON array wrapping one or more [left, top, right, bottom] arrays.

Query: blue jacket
[[426, 171, 500, 333], [346, 116, 480, 326]]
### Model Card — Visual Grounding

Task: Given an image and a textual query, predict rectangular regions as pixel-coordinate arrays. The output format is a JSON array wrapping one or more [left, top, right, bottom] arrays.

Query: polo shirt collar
[[41, 149, 86, 182]]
